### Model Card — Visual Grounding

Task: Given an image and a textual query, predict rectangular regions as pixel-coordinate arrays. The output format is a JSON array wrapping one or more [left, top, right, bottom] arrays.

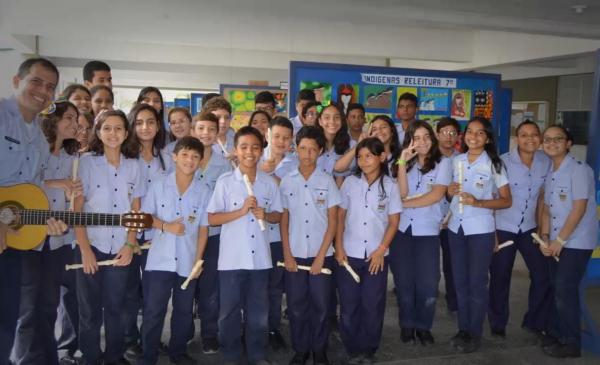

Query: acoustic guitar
[[0, 183, 153, 250]]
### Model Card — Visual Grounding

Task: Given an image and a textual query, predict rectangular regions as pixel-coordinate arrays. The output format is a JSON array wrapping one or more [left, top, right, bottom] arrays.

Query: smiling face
[[296, 137, 321, 169], [76, 113, 92, 148], [235, 134, 263, 169], [464, 120, 488, 153], [169, 111, 191, 140], [269, 125, 293, 156], [134, 109, 159, 144], [91, 89, 114, 116], [68, 88, 92, 113], [250, 113, 269, 137], [212, 109, 231, 136], [412, 126, 433, 157], [193, 120, 218, 147], [56, 106, 78, 141], [542, 126, 571, 159], [357, 146, 385, 177], [516, 123, 541, 154], [437, 125, 459, 151], [370, 119, 393, 145], [172, 147, 202, 176], [318, 106, 342, 140], [140, 91, 162, 113], [304, 106, 318, 126], [13, 63, 58, 118], [97, 115, 128, 150]]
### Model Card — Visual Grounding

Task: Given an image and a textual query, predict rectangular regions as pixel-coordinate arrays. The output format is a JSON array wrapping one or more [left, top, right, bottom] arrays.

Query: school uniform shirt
[[260, 149, 298, 243], [397, 124, 407, 146], [439, 151, 460, 219], [78, 154, 146, 254], [195, 150, 233, 237], [290, 115, 303, 136], [0, 96, 50, 186], [448, 152, 509, 235], [495, 150, 550, 234], [142, 172, 211, 277], [38, 149, 77, 250], [165, 140, 176, 155], [280, 169, 341, 258], [399, 157, 452, 236], [211, 128, 235, 157], [339, 174, 402, 259], [316, 140, 357, 177], [207, 168, 283, 270], [137, 149, 173, 241], [544, 154, 598, 250]]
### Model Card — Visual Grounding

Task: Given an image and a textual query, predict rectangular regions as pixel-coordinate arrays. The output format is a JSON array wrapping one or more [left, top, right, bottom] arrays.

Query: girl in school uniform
[[446, 117, 512, 353], [122, 103, 171, 357], [489, 120, 552, 339], [335, 137, 401, 364], [89, 85, 114, 117], [390, 121, 452, 346], [73, 110, 145, 365], [166, 107, 192, 154], [248, 110, 272, 143], [316, 103, 352, 186], [137, 87, 166, 143], [11, 101, 81, 365], [62, 84, 92, 114], [539, 125, 597, 358]]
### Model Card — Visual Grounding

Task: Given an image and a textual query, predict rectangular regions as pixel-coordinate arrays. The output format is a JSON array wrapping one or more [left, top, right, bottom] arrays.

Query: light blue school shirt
[[339, 174, 402, 259], [317, 140, 356, 178], [439, 151, 460, 219], [448, 151, 509, 235], [195, 150, 233, 237], [142, 172, 211, 277], [211, 128, 235, 157], [280, 169, 341, 258], [137, 149, 172, 240], [495, 149, 550, 234], [399, 157, 452, 236], [544, 154, 598, 250], [290, 115, 303, 136], [79, 154, 145, 254], [207, 168, 283, 270]]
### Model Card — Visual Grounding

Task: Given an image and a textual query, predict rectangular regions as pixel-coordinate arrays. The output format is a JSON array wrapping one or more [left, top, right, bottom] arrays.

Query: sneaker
[[202, 337, 219, 354], [416, 329, 435, 346], [400, 327, 416, 343], [288, 352, 309, 365], [268, 330, 287, 350], [542, 343, 581, 358], [170, 353, 197, 365], [460, 336, 481, 353], [313, 350, 329, 365], [124, 343, 142, 362], [450, 330, 470, 349], [347, 353, 363, 365], [59, 355, 79, 365]]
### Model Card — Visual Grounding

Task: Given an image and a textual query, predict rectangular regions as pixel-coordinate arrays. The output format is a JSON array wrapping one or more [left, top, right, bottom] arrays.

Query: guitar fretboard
[[19, 209, 122, 227]]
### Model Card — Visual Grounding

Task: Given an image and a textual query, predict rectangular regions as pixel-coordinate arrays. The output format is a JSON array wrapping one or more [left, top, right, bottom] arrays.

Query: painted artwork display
[[473, 90, 494, 120], [418, 88, 449, 112], [336, 84, 359, 114], [450, 89, 472, 121], [220, 84, 288, 130], [299, 81, 332, 105], [364, 85, 393, 109]]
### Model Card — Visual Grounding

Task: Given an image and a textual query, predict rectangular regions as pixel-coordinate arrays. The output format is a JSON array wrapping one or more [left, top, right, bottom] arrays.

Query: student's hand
[[114, 244, 133, 266], [0, 222, 17, 255], [459, 192, 479, 206], [548, 240, 563, 258], [260, 159, 277, 174], [310, 255, 325, 276], [166, 218, 185, 236], [62, 178, 83, 200], [447, 182, 460, 196], [80, 245, 98, 275], [366, 246, 386, 274], [191, 259, 204, 279], [334, 247, 347, 266], [242, 196, 258, 214], [47, 217, 68, 236], [250, 207, 265, 221], [539, 241, 553, 257], [400, 140, 418, 162], [283, 253, 298, 272]]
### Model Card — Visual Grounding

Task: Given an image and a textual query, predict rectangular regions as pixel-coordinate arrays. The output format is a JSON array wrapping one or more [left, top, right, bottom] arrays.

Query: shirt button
[[161, 204, 164, 207], [175, 257, 178, 261], [234, 202, 237, 206], [365, 205, 368, 208], [114, 173, 117, 177], [200, 175, 204, 178], [252, 250, 255, 254], [304, 184, 307, 188], [251, 235, 255, 238], [459, 219, 463, 222], [179, 198, 182, 201], [306, 235, 309, 238], [305, 220, 309, 223], [113, 204, 117, 208], [305, 202, 308, 206], [18, 172, 22, 175], [148, 179, 151, 183], [112, 235, 114, 238], [251, 219, 254, 222], [363, 222, 367, 225], [114, 188, 118, 192], [363, 240, 367, 243], [176, 212, 179, 215], [97, 185, 100, 188], [52, 199, 56, 202]]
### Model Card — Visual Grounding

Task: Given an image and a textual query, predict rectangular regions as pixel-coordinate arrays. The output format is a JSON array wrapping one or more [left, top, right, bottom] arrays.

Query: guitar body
[[0, 184, 50, 250]]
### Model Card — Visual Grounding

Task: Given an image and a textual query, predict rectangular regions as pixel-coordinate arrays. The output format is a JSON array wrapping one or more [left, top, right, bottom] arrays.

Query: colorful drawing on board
[[230, 113, 250, 131], [273, 91, 287, 114], [229, 90, 256, 113], [336, 84, 359, 114], [418, 114, 447, 129], [300, 81, 332, 105], [418, 88, 449, 112], [365, 113, 392, 125], [364, 85, 393, 109], [451, 89, 472, 121], [473, 90, 493, 120]]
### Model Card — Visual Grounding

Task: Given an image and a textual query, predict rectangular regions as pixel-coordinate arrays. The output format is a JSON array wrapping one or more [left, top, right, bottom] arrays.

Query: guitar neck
[[19, 209, 122, 227]]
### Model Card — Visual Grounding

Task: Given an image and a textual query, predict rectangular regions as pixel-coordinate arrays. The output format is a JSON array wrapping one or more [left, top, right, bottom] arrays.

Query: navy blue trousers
[[57, 247, 79, 358], [389, 227, 440, 331], [448, 227, 495, 337], [75, 247, 129, 364], [285, 256, 333, 353], [269, 241, 284, 332], [440, 228, 457, 311], [0, 249, 21, 365], [123, 243, 148, 346], [547, 247, 593, 347], [337, 256, 388, 355], [488, 229, 552, 332], [11, 242, 68, 365], [140, 270, 196, 365], [218, 269, 269, 363], [194, 235, 220, 339]]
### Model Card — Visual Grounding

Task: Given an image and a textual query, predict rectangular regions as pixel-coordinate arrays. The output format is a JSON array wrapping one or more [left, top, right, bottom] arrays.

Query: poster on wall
[[220, 84, 288, 130], [288, 61, 506, 149]]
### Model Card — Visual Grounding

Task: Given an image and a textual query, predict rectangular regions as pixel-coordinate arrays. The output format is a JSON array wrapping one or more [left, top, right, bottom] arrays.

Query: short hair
[[295, 126, 326, 153], [173, 135, 204, 158], [397, 92, 418, 107], [201, 93, 220, 107], [60, 84, 90, 100], [254, 91, 276, 106], [436, 117, 461, 133], [193, 110, 220, 132], [269, 116, 294, 133], [297, 89, 316, 103], [203, 96, 232, 114], [89, 85, 114, 102], [346, 103, 365, 115], [17, 57, 59, 80], [234, 126, 264, 148], [83, 60, 111, 82], [301, 101, 321, 118]]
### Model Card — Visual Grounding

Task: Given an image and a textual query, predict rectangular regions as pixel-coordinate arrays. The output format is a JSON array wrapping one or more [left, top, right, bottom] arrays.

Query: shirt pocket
[[0, 135, 26, 179], [554, 185, 571, 205], [312, 187, 329, 210], [472, 172, 491, 198], [423, 172, 437, 192]]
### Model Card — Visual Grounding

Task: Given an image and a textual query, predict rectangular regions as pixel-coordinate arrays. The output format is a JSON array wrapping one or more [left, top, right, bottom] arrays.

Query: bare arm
[[402, 185, 447, 208]]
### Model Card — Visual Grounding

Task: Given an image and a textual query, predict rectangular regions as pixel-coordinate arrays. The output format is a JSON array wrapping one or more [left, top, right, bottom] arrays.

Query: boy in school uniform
[[280, 126, 340, 365], [207, 126, 283, 365], [140, 136, 210, 365], [203, 96, 235, 158], [395, 92, 418, 145], [83, 60, 112, 90], [254, 91, 277, 118], [190, 111, 232, 354], [290, 89, 317, 136]]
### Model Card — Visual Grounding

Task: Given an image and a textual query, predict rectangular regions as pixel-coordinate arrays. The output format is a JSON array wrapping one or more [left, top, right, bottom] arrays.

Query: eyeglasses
[[256, 105, 275, 113], [542, 136, 566, 144], [439, 130, 457, 136]]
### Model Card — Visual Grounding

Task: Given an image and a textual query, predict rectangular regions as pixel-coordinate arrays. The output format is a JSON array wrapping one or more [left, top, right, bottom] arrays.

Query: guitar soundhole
[[0, 200, 24, 230]]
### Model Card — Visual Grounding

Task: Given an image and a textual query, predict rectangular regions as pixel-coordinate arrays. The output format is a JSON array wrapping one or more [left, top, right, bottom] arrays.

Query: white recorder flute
[[276, 261, 332, 275], [531, 233, 560, 262], [65, 259, 118, 271], [243, 174, 267, 231], [69, 158, 79, 211]]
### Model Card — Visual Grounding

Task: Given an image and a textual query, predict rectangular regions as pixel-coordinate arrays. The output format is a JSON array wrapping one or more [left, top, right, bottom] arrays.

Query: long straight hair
[[399, 120, 442, 175], [127, 103, 167, 171], [461, 117, 503, 173], [370, 115, 401, 177], [353, 137, 388, 197], [317, 103, 350, 155]]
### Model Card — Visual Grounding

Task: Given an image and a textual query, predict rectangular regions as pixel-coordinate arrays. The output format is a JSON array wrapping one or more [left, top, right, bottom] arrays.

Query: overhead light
[[571, 4, 587, 14]]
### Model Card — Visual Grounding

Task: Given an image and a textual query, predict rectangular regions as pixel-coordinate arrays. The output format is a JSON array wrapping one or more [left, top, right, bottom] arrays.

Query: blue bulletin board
[[191, 93, 205, 117], [289, 61, 510, 153]]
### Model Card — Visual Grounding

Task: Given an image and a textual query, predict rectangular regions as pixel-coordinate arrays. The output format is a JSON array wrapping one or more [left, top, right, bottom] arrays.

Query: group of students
[[0, 57, 597, 365]]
